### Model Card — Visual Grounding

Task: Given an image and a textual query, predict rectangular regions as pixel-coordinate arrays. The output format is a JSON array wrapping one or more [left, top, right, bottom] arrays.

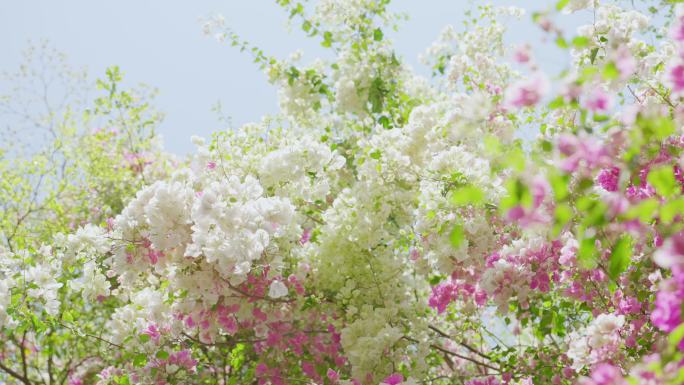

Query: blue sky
[[0, 1, 580, 154]]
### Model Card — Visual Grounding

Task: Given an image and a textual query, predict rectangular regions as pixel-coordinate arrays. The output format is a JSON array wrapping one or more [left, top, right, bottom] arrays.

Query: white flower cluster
[[26, 261, 63, 316], [106, 287, 169, 344], [259, 135, 346, 203], [69, 260, 110, 301], [573, 4, 650, 79], [567, 313, 626, 370], [0, 248, 15, 328], [0, 246, 64, 324], [60, 224, 110, 264], [272, 58, 329, 127], [445, 6, 523, 89], [340, 307, 403, 379], [185, 175, 296, 284], [108, 169, 299, 292]]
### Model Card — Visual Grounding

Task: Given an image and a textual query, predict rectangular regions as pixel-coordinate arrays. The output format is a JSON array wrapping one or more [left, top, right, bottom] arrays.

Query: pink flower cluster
[[579, 363, 626, 385], [504, 73, 549, 108], [651, 266, 684, 349], [557, 135, 610, 174], [428, 279, 487, 313]]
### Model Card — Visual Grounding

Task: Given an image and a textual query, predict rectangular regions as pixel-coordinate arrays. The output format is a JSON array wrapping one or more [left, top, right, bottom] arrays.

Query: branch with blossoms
[[5, 1, 684, 385]]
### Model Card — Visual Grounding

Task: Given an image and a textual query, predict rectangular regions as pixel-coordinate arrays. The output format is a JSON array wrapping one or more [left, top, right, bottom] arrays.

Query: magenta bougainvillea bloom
[[504, 72, 549, 108]]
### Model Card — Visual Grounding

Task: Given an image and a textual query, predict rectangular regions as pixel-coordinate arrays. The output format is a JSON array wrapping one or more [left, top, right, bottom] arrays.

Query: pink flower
[[583, 87, 613, 113], [299, 228, 312, 245], [327, 369, 340, 383], [207, 161, 217, 170], [668, 63, 684, 93], [168, 350, 198, 372], [252, 307, 268, 322], [256, 363, 269, 377], [671, 15, 684, 42], [596, 167, 620, 192], [185, 315, 197, 328], [513, 44, 532, 64], [562, 367, 575, 378], [613, 47, 636, 79], [653, 231, 684, 268], [506, 205, 526, 221], [504, 73, 549, 108], [301, 361, 321, 382], [428, 281, 459, 314], [557, 135, 609, 173], [651, 270, 684, 336], [382, 373, 404, 385], [584, 363, 626, 385], [617, 296, 641, 315], [143, 324, 161, 343]]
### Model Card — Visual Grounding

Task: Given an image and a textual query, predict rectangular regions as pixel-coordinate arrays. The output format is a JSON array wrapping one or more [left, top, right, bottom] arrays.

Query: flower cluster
[[3, 1, 684, 385]]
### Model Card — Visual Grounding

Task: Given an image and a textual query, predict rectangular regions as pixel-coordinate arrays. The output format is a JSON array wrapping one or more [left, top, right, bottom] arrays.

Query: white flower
[[567, 332, 591, 370], [268, 280, 288, 299], [69, 261, 111, 302]]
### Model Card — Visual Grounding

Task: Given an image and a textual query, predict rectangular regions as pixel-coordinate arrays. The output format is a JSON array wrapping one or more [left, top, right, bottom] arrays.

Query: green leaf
[[669, 323, 684, 349], [608, 235, 633, 280], [483, 135, 502, 155], [624, 198, 659, 223], [602, 62, 619, 80], [321, 31, 333, 48], [369, 150, 382, 159], [449, 224, 465, 248], [572, 36, 590, 48], [553, 203, 573, 236], [368, 77, 385, 113], [450, 185, 485, 206], [647, 165, 677, 197], [589, 48, 599, 64], [507, 147, 526, 172], [156, 350, 169, 360], [660, 198, 684, 224], [556, 0, 570, 11], [576, 195, 608, 227], [230, 343, 247, 369], [549, 173, 570, 201], [373, 28, 383, 41], [428, 274, 446, 286], [500, 179, 533, 211], [555, 36, 568, 49], [548, 96, 566, 109], [62, 311, 74, 323], [637, 115, 675, 140], [133, 353, 147, 367], [578, 237, 598, 269], [114, 375, 131, 385], [139, 334, 151, 343]]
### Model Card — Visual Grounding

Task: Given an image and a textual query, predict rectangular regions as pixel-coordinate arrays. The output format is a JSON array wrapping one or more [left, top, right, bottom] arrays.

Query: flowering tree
[[2, 1, 684, 384]]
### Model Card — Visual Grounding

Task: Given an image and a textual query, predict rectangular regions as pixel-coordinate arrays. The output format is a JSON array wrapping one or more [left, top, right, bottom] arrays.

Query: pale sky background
[[0, 1, 584, 155]]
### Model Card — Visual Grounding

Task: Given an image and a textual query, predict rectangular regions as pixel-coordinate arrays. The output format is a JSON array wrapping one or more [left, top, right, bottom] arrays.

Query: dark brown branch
[[428, 325, 493, 362], [20, 331, 29, 381], [0, 360, 32, 385], [402, 335, 499, 372], [429, 343, 499, 372]]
